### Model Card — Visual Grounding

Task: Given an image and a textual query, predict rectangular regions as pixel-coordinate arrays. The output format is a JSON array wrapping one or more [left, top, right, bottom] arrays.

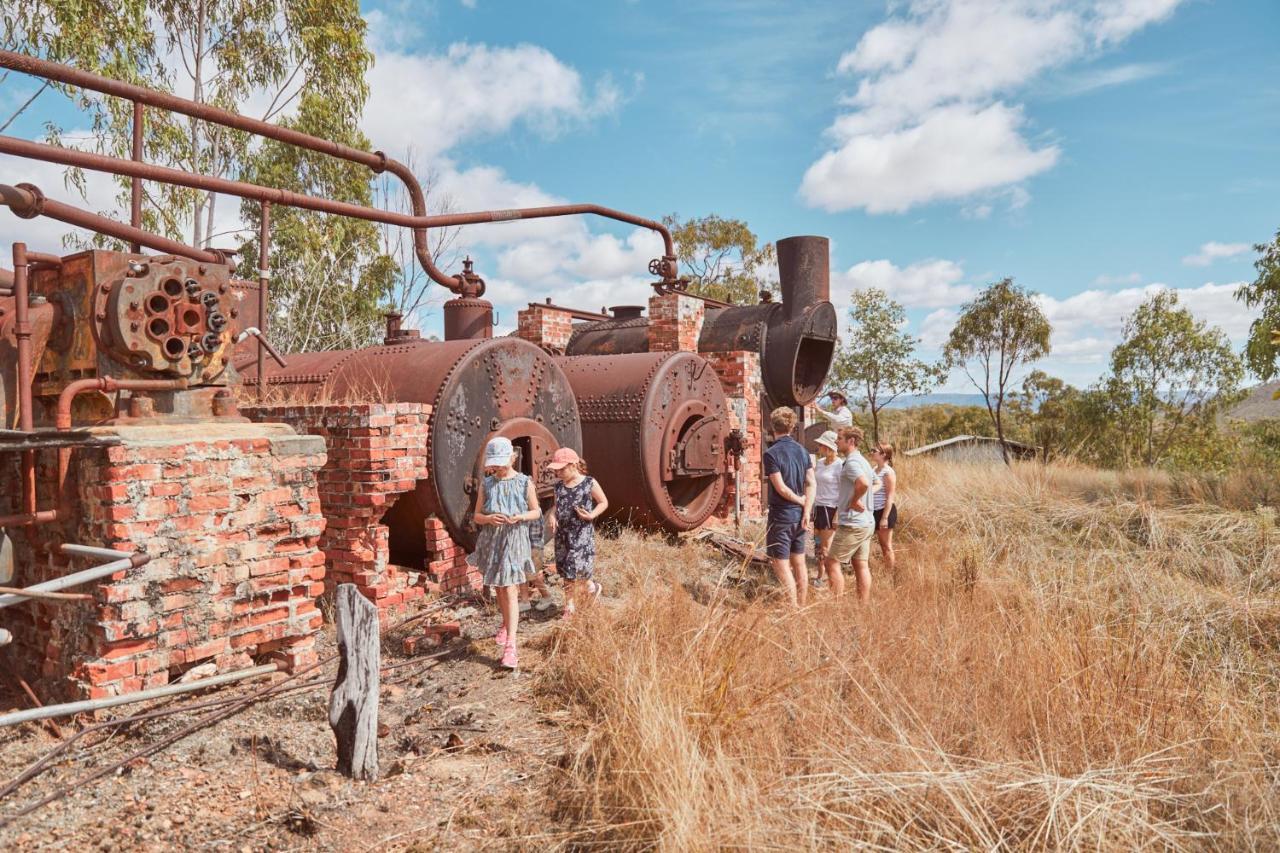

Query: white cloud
[[1093, 271, 1142, 285], [1181, 241, 1251, 267], [1053, 61, 1170, 96], [803, 103, 1058, 214], [801, 0, 1187, 214], [834, 258, 976, 309], [363, 41, 619, 161]]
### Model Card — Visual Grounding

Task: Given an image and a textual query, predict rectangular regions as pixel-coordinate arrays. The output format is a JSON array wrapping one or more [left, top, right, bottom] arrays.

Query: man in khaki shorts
[[825, 426, 876, 602]]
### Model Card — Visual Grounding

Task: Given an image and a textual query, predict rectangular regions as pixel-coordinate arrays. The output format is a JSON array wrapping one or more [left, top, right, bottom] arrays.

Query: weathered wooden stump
[[329, 584, 380, 781]]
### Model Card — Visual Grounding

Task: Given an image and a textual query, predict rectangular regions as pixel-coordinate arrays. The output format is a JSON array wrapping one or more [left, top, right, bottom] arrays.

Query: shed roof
[[904, 434, 1039, 457]]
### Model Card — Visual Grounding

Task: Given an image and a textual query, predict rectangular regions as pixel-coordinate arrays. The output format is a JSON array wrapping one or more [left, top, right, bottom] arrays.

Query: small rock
[[377, 722, 391, 738]]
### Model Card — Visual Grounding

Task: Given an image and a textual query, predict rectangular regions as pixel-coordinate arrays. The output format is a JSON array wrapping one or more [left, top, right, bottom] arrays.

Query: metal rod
[[0, 586, 91, 601], [257, 201, 270, 403], [13, 242, 35, 519], [129, 101, 143, 252], [0, 663, 281, 728], [60, 543, 135, 561], [0, 556, 130, 608], [235, 327, 287, 368]]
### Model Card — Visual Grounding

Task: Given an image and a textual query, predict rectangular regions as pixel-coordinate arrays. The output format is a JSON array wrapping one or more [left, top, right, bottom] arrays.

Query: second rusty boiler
[[558, 351, 731, 533], [565, 236, 838, 407]]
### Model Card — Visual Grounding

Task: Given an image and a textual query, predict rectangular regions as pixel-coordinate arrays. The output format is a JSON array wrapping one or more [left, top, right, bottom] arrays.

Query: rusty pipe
[[0, 52, 679, 287], [55, 377, 188, 515], [12, 243, 35, 517], [257, 201, 270, 402], [0, 136, 677, 291], [527, 300, 611, 322], [0, 183, 224, 264], [129, 101, 143, 252], [235, 327, 287, 369]]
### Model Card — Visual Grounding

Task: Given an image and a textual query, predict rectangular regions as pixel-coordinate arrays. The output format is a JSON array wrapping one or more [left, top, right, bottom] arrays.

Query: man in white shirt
[[825, 426, 876, 602], [813, 391, 853, 429]]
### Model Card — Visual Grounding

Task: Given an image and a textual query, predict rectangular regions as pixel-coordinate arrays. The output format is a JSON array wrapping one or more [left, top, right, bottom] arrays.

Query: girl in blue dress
[[470, 437, 542, 669], [544, 447, 609, 619]]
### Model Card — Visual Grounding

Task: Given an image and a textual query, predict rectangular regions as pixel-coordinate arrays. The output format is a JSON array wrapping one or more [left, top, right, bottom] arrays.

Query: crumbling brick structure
[[241, 402, 479, 616], [4, 422, 327, 701]]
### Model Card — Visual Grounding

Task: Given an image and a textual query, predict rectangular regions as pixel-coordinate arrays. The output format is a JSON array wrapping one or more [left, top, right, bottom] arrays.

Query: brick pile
[[515, 304, 574, 353], [241, 402, 479, 614], [647, 292, 705, 352], [3, 422, 327, 701]]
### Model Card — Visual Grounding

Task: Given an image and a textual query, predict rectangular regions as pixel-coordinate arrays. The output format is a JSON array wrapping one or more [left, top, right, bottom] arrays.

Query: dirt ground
[[1, 583, 593, 851], [0, 530, 758, 851]]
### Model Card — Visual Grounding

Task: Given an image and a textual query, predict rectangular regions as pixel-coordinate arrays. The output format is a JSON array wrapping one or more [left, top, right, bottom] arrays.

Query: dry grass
[[537, 460, 1280, 850]]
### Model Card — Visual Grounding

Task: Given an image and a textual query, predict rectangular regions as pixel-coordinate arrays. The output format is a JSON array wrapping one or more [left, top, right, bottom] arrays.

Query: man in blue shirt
[[762, 406, 815, 607]]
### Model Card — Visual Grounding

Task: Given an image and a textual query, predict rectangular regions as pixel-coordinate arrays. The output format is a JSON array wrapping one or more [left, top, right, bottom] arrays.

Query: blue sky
[[2, 0, 1278, 390]]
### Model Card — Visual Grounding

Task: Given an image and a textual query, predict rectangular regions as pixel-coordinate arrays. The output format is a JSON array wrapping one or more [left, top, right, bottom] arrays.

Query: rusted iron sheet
[[557, 351, 730, 533], [244, 336, 581, 549]]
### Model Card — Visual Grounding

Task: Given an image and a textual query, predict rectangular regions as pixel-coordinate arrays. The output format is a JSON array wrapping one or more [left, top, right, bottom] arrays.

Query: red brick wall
[[647, 293, 705, 352], [706, 351, 764, 519], [241, 402, 479, 612], [4, 423, 328, 701], [516, 305, 574, 353]]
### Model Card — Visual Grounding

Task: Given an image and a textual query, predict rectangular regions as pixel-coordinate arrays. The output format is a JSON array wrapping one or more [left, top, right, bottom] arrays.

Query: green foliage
[[5, 0, 372, 248], [944, 278, 1051, 462], [1236, 228, 1280, 380], [826, 288, 942, 440], [1008, 370, 1078, 462], [663, 214, 775, 305], [875, 404, 1000, 451], [237, 93, 396, 353], [1104, 290, 1244, 468]]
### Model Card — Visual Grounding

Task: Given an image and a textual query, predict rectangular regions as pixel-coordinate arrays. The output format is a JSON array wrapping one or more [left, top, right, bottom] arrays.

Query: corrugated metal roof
[[904, 434, 1039, 457]]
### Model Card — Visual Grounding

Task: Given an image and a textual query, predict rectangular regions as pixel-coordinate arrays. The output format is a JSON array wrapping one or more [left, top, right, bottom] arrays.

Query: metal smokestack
[[776, 236, 829, 322]]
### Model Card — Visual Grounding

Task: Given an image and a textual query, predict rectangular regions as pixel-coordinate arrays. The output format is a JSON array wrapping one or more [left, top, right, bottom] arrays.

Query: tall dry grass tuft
[[538, 462, 1280, 850]]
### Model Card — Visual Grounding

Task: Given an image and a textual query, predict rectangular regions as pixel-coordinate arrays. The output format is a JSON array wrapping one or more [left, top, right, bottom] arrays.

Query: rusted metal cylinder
[[557, 351, 730, 532], [442, 297, 493, 342], [565, 237, 838, 406], [242, 336, 581, 549]]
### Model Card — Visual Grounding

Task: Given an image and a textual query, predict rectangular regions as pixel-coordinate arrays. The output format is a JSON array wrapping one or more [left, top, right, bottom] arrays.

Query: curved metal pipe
[[0, 49, 679, 291]]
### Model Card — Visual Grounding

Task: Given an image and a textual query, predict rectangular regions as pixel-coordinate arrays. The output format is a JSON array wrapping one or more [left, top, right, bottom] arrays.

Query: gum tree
[[827, 287, 942, 441], [944, 278, 1051, 464]]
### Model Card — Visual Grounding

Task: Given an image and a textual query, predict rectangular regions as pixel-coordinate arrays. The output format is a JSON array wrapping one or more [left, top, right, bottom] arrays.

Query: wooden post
[[329, 584, 380, 781]]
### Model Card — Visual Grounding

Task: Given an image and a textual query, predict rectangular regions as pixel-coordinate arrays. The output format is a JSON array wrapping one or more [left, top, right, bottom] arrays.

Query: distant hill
[[1229, 381, 1280, 422], [882, 393, 988, 409]]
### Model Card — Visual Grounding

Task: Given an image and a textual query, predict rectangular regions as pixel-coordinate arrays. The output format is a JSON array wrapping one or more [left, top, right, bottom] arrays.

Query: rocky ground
[[0, 587, 589, 851]]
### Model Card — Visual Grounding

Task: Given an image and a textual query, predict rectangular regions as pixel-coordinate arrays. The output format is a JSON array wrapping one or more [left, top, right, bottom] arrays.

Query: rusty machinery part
[[0, 51, 681, 296], [20, 250, 240, 385], [557, 351, 731, 532], [241, 336, 581, 550], [566, 236, 837, 407], [94, 256, 238, 379]]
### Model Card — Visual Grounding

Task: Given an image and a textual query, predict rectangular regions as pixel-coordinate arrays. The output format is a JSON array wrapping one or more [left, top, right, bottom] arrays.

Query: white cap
[[483, 436, 514, 467]]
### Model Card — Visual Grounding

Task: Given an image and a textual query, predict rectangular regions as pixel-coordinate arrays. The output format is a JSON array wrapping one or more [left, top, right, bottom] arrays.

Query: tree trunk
[[328, 584, 380, 781], [995, 402, 1010, 465]]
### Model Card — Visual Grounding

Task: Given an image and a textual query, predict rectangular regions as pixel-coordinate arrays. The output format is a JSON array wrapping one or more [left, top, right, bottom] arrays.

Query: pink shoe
[[495, 625, 507, 647], [500, 642, 518, 670]]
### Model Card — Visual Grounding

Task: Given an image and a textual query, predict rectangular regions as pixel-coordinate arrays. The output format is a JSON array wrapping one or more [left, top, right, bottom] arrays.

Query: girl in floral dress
[[544, 447, 608, 619], [470, 437, 542, 670]]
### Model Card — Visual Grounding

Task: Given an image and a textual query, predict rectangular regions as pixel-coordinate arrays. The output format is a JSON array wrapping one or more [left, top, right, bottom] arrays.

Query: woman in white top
[[814, 391, 853, 428], [810, 430, 843, 589], [868, 442, 897, 581]]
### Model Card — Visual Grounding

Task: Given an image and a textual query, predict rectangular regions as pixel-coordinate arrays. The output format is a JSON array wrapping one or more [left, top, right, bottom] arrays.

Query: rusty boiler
[[565, 235, 838, 408], [241, 309, 581, 551], [558, 351, 731, 533]]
